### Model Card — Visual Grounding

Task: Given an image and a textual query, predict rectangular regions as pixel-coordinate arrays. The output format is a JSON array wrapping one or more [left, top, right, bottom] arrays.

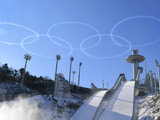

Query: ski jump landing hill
[[70, 81, 135, 120], [99, 81, 135, 120], [70, 90, 108, 120]]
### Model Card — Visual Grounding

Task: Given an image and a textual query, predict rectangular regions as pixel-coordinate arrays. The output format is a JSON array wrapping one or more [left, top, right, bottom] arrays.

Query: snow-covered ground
[[0, 94, 84, 120], [135, 93, 160, 120], [70, 90, 107, 120], [0, 82, 90, 120], [0, 82, 33, 101], [98, 81, 135, 120], [2, 82, 160, 120]]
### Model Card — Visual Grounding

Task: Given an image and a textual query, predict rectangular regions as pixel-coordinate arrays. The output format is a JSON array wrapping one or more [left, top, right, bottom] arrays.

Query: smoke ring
[[110, 16, 160, 47], [0, 22, 39, 45], [47, 21, 102, 49], [20, 34, 73, 59], [80, 34, 132, 59]]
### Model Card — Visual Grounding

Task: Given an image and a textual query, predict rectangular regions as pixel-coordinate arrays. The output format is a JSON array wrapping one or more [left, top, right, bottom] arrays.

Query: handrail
[[112, 75, 121, 91], [94, 75, 127, 120], [111, 74, 126, 94]]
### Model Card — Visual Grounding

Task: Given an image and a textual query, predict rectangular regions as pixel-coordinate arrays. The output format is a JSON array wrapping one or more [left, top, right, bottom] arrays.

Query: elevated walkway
[[70, 90, 107, 120]]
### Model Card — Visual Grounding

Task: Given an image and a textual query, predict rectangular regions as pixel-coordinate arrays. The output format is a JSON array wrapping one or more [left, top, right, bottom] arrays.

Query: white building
[[54, 73, 70, 98]]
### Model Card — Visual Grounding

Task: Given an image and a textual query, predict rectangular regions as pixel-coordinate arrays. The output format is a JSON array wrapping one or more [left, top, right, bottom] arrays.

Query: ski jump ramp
[[99, 81, 135, 120], [70, 90, 107, 120]]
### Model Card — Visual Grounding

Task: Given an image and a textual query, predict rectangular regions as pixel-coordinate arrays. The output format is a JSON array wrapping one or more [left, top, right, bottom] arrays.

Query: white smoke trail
[[0, 96, 73, 120], [0, 22, 39, 45], [0, 97, 43, 120], [80, 34, 132, 59], [110, 15, 160, 47]]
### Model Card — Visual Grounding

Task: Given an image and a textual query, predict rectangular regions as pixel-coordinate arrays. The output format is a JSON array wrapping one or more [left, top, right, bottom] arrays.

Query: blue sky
[[0, 0, 160, 88]]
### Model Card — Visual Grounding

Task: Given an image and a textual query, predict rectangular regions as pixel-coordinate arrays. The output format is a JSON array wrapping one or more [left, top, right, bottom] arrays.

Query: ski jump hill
[[70, 81, 135, 120]]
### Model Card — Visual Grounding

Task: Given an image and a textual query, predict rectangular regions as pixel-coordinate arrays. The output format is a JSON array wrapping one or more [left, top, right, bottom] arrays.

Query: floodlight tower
[[22, 54, 32, 85], [102, 79, 104, 89], [78, 62, 82, 88], [126, 50, 145, 81], [54, 54, 61, 94], [69, 57, 74, 84], [155, 59, 160, 91], [72, 70, 76, 85]]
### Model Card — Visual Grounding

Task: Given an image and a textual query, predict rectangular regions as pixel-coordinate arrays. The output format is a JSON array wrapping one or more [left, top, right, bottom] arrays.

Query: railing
[[110, 73, 127, 95], [92, 74, 127, 120]]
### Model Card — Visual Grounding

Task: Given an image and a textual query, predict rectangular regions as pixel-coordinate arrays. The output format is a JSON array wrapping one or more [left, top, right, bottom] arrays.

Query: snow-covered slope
[[0, 82, 90, 120], [135, 94, 160, 120], [0, 82, 33, 101], [99, 81, 135, 120], [70, 90, 107, 120], [0, 94, 84, 120]]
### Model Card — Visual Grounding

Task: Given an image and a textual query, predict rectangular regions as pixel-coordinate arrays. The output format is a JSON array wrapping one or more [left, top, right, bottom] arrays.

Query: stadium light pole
[[72, 70, 76, 85], [54, 54, 61, 93], [78, 62, 82, 89], [69, 57, 74, 84], [22, 54, 31, 85], [102, 79, 104, 89]]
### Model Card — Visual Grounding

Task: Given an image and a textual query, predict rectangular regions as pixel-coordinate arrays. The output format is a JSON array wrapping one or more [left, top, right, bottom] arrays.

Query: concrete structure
[[155, 59, 160, 91], [98, 81, 135, 120], [153, 73, 157, 93], [126, 50, 145, 80], [136, 67, 143, 83], [70, 90, 107, 120], [145, 73, 150, 88], [54, 73, 70, 98], [149, 71, 154, 90]]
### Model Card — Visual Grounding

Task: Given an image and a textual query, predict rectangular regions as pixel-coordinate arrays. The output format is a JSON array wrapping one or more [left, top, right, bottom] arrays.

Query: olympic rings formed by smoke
[[110, 16, 160, 47], [80, 34, 132, 59], [20, 34, 73, 59], [0, 22, 39, 45], [1, 16, 160, 59], [47, 21, 102, 49]]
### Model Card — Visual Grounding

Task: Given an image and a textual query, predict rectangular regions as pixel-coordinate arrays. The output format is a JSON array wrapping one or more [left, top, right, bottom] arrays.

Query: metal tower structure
[[126, 50, 145, 81], [69, 57, 74, 84], [22, 54, 32, 85], [72, 70, 76, 85], [78, 62, 82, 89], [102, 79, 104, 89], [54, 54, 61, 97]]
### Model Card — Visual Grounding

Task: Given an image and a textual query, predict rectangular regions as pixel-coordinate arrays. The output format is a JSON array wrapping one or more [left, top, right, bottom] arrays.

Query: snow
[[135, 94, 160, 120], [2, 81, 160, 120], [99, 81, 135, 120], [0, 94, 84, 120], [0, 82, 32, 101], [70, 90, 107, 120]]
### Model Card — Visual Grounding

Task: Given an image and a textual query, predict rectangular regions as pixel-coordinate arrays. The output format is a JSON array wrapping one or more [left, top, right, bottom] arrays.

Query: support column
[[133, 61, 139, 80]]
